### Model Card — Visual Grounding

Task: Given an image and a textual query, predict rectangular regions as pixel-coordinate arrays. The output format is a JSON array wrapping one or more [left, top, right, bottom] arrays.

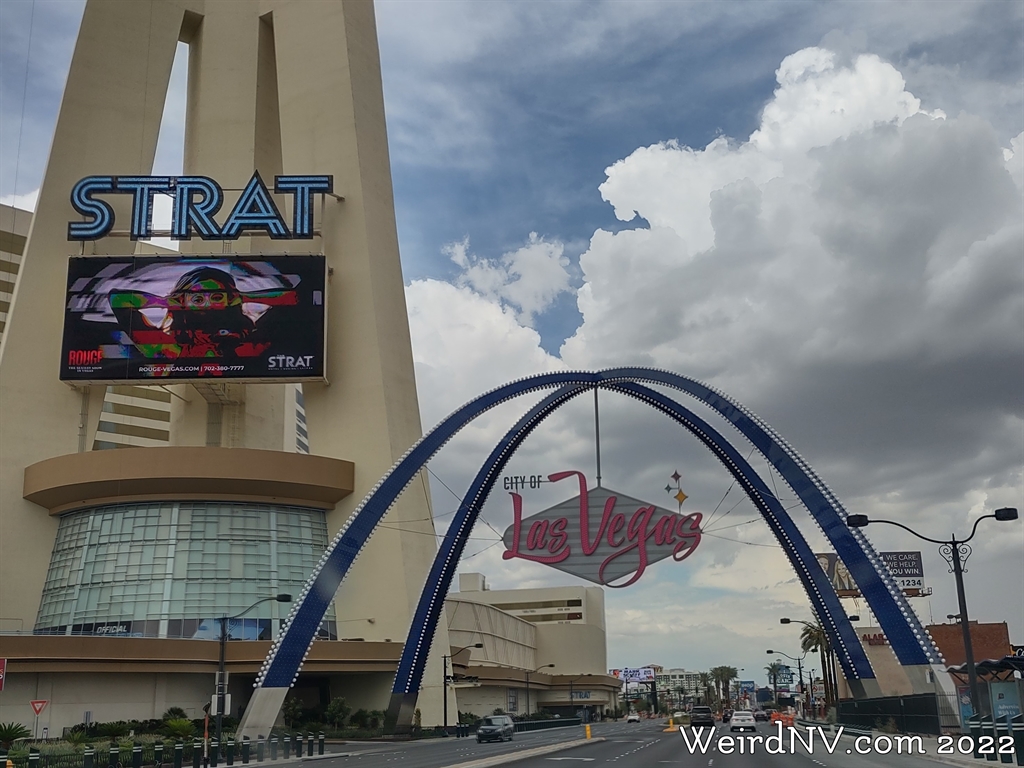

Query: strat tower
[[0, 0, 454, 731]]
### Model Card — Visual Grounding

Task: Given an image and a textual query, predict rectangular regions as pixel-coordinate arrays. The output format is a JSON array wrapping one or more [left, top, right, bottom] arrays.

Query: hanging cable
[[8, 0, 35, 226]]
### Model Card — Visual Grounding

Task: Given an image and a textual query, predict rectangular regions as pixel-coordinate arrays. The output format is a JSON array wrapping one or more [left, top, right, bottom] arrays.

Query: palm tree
[[765, 661, 786, 706], [709, 666, 738, 709], [800, 620, 835, 706], [698, 672, 713, 706]]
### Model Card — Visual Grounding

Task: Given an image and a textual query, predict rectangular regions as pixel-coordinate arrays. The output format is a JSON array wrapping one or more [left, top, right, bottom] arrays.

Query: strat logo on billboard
[[501, 471, 702, 588], [67, 172, 332, 241]]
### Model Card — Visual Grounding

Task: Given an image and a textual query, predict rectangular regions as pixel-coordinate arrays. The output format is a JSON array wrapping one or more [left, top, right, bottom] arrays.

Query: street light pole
[[443, 643, 483, 733], [846, 507, 1018, 717], [767, 650, 808, 716], [525, 664, 555, 719], [568, 674, 592, 719], [780, 615, 858, 708], [216, 594, 292, 746]]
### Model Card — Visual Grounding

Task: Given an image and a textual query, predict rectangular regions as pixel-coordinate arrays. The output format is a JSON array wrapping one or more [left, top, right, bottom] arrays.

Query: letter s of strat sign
[[501, 471, 702, 588], [68, 171, 332, 241]]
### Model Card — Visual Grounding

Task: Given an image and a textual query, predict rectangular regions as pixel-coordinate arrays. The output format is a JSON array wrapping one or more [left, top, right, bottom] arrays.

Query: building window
[[35, 500, 336, 638]]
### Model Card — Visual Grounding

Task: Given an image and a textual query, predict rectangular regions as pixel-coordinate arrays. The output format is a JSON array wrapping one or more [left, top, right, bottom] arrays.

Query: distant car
[[753, 709, 769, 722], [730, 711, 757, 732], [722, 709, 733, 723], [626, 713, 641, 723], [673, 711, 686, 719], [476, 715, 514, 743], [689, 706, 715, 728]]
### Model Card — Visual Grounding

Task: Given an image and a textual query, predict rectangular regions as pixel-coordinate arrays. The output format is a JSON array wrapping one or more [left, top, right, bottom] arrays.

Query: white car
[[626, 713, 640, 723], [729, 710, 757, 732]]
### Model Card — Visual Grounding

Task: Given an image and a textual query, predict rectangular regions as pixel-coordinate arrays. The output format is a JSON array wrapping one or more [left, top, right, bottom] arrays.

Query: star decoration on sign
[[666, 471, 687, 510]]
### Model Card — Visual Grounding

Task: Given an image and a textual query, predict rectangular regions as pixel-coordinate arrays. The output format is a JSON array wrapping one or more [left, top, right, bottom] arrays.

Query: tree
[[765, 662, 785, 705], [709, 666, 738, 708], [799, 619, 835, 706], [161, 708, 188, 722], [163, 719, 196, 740], [324, 698, 351, 728], [697, 672, 713, 705], [0, 723, 32, 749], [281, 696, 303, 728]]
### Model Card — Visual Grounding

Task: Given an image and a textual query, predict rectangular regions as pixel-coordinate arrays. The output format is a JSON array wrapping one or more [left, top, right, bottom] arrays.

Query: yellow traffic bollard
[[585, 725, 591, 740]]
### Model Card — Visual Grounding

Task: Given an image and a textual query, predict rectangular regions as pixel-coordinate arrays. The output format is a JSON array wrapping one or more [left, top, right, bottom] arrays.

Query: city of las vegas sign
[[501, 470, 702, 588]]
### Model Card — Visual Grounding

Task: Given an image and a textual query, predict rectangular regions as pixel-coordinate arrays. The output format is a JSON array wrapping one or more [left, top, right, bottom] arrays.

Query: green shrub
[[324, 697, 351, 728], [281, 698, 303, 728], [62, 731, 91, 746], [0, 723, 32, 749], [163, 720, 195, 740], [161, 708, 188, 723], [95, 722, 130, 740]]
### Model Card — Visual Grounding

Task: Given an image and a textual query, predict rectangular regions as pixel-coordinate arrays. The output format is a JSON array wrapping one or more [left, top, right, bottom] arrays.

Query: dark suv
[[689, 706, 715, 728], [476, 715, 515, 743]]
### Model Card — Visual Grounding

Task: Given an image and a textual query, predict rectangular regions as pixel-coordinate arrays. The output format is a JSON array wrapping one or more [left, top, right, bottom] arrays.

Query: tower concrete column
[[0, 0, 451, 727]]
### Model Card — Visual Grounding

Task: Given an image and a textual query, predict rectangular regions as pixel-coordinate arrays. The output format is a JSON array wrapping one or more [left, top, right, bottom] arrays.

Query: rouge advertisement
[[60, 255, 326, 382]]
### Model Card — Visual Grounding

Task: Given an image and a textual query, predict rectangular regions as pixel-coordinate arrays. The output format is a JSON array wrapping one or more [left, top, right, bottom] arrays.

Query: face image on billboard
[[60, 255, 326, 382]]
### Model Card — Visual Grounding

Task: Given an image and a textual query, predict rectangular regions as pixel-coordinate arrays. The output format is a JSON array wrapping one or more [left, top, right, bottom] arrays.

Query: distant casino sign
[[501, 470, 702, 588], [60, 255, 326, 383], [67, 172, 333, 241]]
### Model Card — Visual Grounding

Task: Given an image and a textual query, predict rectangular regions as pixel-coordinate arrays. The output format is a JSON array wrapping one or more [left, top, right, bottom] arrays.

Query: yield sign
[[30, 700, 48, 715]]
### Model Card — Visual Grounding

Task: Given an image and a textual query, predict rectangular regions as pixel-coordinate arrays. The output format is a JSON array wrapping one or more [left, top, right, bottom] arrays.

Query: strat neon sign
[[501, 471, 702, 588], [68, 172, 333, 241]]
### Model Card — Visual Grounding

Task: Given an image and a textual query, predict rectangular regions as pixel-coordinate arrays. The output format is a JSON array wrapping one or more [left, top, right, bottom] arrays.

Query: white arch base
[[238, 687, 288, 740]]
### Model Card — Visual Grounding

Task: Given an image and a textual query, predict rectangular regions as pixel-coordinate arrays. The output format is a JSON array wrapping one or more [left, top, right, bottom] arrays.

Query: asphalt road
[[509, 720, 965, 768], [309, 720, 975, 768], [315, 722, 599, 768]]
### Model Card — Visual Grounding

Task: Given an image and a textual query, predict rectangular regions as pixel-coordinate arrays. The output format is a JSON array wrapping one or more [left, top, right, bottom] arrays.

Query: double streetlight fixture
[[443, 643, 484, 732], [216, 594, 292, 744], [846, 507, 1018, 717]]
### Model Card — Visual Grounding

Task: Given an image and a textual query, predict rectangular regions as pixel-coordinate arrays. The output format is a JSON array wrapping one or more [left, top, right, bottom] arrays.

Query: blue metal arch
[[255, 368, 938, 696], [383, 380, 877, 729]]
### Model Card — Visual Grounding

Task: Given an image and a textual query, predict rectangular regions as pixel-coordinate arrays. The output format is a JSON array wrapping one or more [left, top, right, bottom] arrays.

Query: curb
[[440, 737, 606, 768]]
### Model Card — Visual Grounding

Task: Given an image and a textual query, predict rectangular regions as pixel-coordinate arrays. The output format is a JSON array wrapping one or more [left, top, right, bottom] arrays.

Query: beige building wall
[[455, 574, 607, 632], [0, 204, 30, 351], [836, 625, 914, 698], [0, 0, 451, 725], [446, 597, 536, 671], [0, 672, 212, 736]]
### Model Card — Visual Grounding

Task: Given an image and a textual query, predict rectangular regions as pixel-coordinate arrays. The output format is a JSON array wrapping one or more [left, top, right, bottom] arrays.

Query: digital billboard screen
[[60, 255, 326, 382]]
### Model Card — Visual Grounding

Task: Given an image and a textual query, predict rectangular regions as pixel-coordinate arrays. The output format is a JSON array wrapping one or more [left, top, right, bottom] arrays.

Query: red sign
[[0, 658, 6, 691], [502, 471, 702, 587], [30, 700, 48, 715]]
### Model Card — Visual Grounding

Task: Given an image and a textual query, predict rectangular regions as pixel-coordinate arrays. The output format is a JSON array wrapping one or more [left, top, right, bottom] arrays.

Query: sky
[[1, 0, 1022, 690]]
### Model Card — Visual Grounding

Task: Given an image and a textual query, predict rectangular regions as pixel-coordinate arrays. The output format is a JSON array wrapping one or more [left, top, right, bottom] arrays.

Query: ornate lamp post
[[846, 507, 1018, 716], [443, 643, 483, 733], [216, 594, 292, 744]]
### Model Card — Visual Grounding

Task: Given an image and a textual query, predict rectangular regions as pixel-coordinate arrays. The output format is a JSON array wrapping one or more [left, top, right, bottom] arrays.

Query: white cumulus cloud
[[407, 46, 1024, 667]]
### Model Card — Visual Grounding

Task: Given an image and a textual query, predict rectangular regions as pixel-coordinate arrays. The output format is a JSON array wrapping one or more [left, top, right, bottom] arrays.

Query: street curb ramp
[[443, 737, 606, 768]]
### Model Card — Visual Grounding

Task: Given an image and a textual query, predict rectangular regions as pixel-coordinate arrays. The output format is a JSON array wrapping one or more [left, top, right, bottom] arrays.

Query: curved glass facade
[[35, 501, 337, 638]]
